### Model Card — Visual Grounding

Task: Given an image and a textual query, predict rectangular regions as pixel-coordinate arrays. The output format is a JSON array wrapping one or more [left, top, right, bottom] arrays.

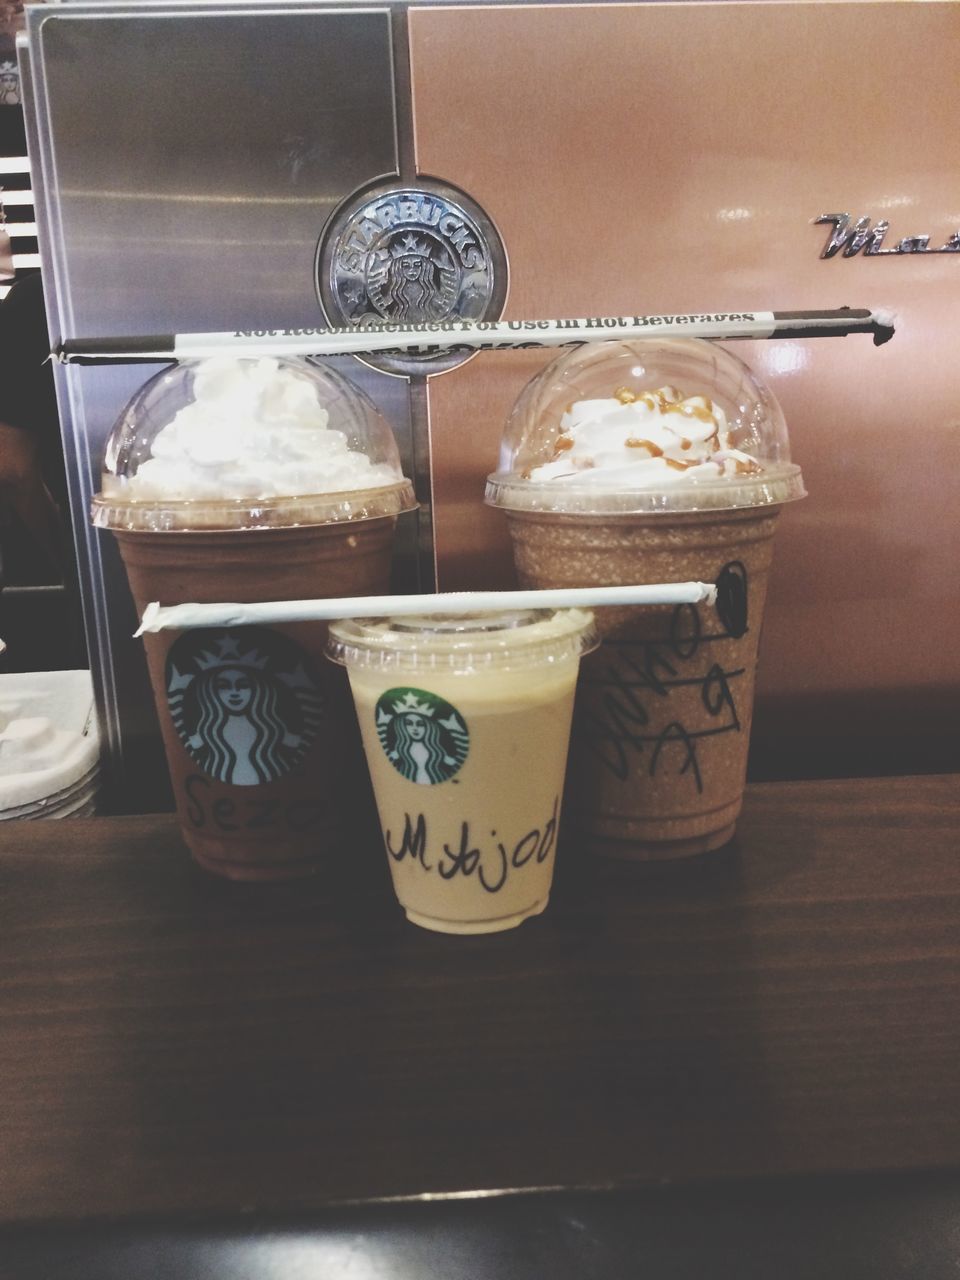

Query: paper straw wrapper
[[59, 307, 895, 364], [135, 582, 718, 636]]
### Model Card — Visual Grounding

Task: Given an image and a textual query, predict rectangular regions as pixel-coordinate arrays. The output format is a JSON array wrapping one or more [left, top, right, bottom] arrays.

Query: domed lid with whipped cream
[[485, 338, 805, 515], [92, 356, 417, 531]]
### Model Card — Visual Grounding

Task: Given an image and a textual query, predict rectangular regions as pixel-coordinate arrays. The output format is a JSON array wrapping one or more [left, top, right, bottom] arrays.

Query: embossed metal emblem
[[816, 212, 960, 258], [316, 179, 507, 376]]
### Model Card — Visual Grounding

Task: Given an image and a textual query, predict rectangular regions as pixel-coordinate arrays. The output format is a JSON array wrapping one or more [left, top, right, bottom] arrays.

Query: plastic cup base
[[585, 821, 737, 862], [189, 847, 322, 883], [403, 896, 549, 935]]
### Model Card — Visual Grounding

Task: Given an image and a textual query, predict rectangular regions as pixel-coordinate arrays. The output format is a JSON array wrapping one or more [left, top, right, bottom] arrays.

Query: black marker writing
[[582, 562, 750, 789], [439, 823, 506, 893], [181, 773, 328, 833], [701, 662, 741, 728], [384, 799, 558, 895], [385, 812, 431, 871], [649, 721, 703, 792], [670, 601, 702, 658]]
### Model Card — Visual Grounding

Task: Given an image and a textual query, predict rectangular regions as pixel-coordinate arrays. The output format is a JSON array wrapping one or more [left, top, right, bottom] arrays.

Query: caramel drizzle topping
[[548, 387, 727, 465], [584, 386, 720, 422], [678, 400, 716, 425], [623, 388, 719, 426]]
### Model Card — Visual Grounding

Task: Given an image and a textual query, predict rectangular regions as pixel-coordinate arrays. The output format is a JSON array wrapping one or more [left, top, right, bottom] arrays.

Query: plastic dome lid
[[92, 355, 417, 531], [485, 338, 805, 515]]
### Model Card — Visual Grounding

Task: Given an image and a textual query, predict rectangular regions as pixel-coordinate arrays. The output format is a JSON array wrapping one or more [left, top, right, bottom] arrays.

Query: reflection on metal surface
[[816, 212, 960, 257], [23, 2, 403, 810], [755, 343, 809, 378], [316, 178, 507, 377]]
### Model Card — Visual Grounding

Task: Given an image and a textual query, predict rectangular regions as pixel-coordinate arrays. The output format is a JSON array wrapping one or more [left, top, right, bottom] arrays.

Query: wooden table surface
[[1, 774, 958, 1227]]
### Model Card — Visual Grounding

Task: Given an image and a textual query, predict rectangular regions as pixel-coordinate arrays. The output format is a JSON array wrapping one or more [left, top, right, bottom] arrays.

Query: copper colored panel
[[410, 2, 960, 749]]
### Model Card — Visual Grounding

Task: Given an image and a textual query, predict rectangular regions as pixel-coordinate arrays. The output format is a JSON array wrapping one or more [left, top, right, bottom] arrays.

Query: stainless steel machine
[[20, 0, 960, 809]]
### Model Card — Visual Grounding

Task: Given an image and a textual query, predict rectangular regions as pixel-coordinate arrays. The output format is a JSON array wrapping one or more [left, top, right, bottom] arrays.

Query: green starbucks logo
[[166, 627, 323, 786], [375, 688, 469, 785]]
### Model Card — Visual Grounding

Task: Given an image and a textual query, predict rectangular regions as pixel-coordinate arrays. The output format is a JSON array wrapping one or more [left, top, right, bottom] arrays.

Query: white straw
[[135, 582, 717, 635], [59, 307, 894, 364]]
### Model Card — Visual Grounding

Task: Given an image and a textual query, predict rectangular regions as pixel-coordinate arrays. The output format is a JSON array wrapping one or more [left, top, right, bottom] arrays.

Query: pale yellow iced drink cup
[[486, 339, 805, 860], [327, 609, 598, 933]]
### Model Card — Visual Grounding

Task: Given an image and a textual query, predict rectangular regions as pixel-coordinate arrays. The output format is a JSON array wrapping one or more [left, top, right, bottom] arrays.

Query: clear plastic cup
[[92, 356, 417, 880], [485, 339, 805, 860], [327, 608, 598, 933]]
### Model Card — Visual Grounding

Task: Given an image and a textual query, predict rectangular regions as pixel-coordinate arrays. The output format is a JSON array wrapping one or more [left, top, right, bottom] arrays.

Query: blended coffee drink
[[92, 356, 416, 880], [328, 609, 598, 933], [486, 339, 805, 859]]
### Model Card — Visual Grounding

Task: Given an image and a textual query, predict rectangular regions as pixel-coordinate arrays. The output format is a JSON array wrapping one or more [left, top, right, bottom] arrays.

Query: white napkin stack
[[0, 670, 100, 819]]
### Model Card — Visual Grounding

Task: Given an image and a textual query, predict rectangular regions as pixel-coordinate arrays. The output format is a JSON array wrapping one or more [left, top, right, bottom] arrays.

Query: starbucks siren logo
[[0, 63, 20, 108], [366, 230, 460, 324], [166, 628, 323, 786], [375, 687, 469, 785], [316, 178, 507, 376]]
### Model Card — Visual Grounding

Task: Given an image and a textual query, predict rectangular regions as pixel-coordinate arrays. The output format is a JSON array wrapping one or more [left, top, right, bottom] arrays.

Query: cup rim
[[91, 478, 418, 532], [484, 464, 805, 516], [327, 607, 599, 673]]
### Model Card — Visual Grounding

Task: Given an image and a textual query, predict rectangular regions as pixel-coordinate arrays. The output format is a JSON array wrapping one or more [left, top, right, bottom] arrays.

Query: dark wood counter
[[1, 774, 958, 1235]]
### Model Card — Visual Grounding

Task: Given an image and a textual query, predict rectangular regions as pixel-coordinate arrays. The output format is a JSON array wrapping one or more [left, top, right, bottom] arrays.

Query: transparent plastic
[[485, 338, 805, 515], [327, 608, 599, 675], [92, 355, 417, 531]]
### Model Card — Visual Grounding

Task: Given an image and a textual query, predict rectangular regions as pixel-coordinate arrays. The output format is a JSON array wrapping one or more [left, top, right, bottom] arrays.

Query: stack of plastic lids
[[0, 671, 100, 820]]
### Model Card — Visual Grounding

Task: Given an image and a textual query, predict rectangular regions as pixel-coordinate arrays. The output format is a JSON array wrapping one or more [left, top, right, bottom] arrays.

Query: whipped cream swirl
[[125, 357, 400, 501], [527, 386, 762, 487]]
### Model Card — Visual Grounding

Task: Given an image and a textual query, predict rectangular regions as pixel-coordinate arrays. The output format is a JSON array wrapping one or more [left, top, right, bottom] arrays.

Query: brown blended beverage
[[93, 356, 416, 880], [486, 338, 805, 860]]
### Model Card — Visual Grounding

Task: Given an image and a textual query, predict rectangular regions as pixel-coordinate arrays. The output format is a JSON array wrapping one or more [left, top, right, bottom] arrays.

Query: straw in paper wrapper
[[135, 582, 718, 635], [58, 307, 895, 364]]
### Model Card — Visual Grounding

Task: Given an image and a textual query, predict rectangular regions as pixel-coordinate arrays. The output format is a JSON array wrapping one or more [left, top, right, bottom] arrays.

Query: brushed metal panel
[[26, 2, 402, 809], [34, 7, 399, 333], [411, 2, 960, 738]]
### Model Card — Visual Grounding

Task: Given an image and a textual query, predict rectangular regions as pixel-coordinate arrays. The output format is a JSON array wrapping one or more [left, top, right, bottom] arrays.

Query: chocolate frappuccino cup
[[93, 356, 416, 880], [486, 339, 805, 860]]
